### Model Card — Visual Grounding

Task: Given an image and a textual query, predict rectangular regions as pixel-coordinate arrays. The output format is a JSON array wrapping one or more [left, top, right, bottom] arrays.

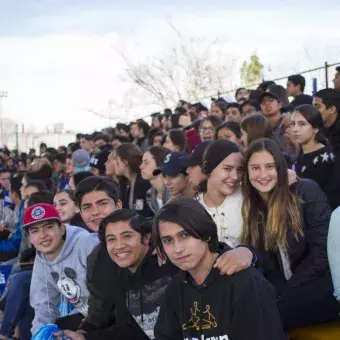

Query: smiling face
[[53, 192, 78, 223], [290, 111, 316, 145], [158, 221, 209, 272], [247, 150, 278, 198], [28, 220, 65, 261], [80, 190, 121, 232], [207, 152, 243, 196], [140, 151, 157, 181], [105, 220, 150, 272]]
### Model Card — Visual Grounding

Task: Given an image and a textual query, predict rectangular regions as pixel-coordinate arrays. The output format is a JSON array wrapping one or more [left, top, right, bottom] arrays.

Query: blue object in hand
[[32, 323, 60, 339]]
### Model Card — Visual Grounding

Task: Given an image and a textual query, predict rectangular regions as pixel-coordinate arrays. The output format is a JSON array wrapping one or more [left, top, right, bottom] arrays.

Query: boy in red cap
[[23, 203, 99, 335]]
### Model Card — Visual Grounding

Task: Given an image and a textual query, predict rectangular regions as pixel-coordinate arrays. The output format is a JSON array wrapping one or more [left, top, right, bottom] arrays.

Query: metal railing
[[215, 61, 340, 99], [136, 61, 340, 122]]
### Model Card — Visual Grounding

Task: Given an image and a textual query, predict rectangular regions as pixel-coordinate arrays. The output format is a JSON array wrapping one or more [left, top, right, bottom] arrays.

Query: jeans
[[0, 270, 34, 340]]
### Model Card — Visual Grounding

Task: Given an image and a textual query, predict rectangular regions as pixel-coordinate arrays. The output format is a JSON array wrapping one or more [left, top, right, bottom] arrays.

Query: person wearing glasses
[[198, 116, 222, 142]]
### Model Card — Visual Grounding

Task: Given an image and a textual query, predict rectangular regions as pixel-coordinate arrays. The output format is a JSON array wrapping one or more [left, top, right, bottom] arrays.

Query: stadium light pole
[[0, 91, 8, 146]]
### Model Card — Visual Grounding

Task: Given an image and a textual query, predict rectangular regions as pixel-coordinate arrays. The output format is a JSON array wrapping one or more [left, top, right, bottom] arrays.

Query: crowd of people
[[0, 67, 339, 339]]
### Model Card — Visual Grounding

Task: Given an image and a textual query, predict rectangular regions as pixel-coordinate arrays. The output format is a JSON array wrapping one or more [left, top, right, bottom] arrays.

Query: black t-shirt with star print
[[292, 146, 335, 192]]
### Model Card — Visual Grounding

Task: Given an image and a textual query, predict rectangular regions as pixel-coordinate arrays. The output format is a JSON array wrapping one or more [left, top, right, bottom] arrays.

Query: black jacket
[[155, 265, 286, 340], [292, 145, 335, 193], [325, 119, 340, 154], [121, 174, 154, 218], [80, 245, 178, 340], [261, 179, 332, 293]]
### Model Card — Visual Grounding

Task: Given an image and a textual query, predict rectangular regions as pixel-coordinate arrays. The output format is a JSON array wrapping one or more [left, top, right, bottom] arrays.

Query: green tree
[[240, 54, 264, 87]]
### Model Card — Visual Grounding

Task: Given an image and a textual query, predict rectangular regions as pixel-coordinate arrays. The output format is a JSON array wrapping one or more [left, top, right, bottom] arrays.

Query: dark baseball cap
[[259, 91, 280, 103], [153, 151, 189, 177], [90, 150, 110, 172], [186, 141, 212, 168]]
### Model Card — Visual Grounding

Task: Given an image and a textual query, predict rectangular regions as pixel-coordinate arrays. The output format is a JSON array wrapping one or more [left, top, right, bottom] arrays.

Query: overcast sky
[[0, 0, 340, 132]]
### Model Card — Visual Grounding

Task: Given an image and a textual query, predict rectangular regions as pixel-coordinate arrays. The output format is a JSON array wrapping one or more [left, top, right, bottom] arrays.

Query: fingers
[[225, 264, 239, 276], [215, 248, 253, 276]]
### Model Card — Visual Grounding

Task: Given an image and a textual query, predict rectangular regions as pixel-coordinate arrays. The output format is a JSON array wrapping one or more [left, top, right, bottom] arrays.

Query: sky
[[0, 0, 340, 132]]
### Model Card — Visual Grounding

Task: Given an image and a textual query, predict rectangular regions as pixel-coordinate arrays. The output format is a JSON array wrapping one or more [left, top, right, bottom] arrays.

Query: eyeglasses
[[199, 127, 215, 133]]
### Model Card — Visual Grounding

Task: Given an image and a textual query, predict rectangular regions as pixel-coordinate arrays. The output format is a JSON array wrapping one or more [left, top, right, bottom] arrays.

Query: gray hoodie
[[30, 224, 99, 334]]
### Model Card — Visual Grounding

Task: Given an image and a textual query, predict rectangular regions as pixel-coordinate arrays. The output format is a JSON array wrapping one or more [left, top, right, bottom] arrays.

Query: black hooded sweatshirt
[[80, 245, 178, 340], [155, 264, 287, 340]]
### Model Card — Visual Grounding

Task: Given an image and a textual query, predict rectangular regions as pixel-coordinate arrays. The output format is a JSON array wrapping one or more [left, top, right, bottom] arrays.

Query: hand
[[214, 247, 253, 275], [287, 169, 298, 186], [152, 248, 167, 266], [54, 330, 86, 340]]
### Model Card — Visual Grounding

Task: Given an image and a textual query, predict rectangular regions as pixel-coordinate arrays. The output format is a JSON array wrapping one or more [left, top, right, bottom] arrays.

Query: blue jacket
[[0, 200, 25, 260]]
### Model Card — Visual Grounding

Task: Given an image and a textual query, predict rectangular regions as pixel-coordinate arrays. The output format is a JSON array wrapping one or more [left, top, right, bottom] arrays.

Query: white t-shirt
[[156, 197, 163, 209], [197, 186, 243, 248]]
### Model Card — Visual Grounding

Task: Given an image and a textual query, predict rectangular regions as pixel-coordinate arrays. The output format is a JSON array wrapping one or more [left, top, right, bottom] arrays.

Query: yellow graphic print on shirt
[[182, 301, 218, 331]]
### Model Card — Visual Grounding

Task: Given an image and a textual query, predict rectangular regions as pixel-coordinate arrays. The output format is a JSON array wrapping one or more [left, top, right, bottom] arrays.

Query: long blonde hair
[[241, 139, 303, 251]]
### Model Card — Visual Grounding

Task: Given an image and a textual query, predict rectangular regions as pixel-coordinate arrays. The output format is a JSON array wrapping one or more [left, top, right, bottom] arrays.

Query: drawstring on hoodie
[[44, 264, 52, 318]]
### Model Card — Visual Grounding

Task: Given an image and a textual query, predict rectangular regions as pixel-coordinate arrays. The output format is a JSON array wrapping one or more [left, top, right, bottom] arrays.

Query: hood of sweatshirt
[[30, 224, 99, 330]]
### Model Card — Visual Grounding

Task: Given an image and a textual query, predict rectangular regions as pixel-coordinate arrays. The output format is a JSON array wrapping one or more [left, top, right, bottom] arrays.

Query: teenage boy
[[286, 74, 313, 110], [75, 176, 122, 232], [25, 203, 99, 334], [259, 91, 299, 163], [313, 89, 340, 209], [79, 135, 94, 155], [58, 177, 258, 340], [59, 210, 258, 340], [153, 198, 286, 340], [313, 88, 340, 153], [153, 151, 195, 198]]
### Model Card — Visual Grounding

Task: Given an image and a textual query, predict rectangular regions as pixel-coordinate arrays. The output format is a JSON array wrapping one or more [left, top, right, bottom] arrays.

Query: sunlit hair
[[241, 138, 303, 251]]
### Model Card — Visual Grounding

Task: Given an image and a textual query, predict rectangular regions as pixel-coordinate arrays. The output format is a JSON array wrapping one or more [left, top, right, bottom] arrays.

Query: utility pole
[[0, 91, 8, 146]]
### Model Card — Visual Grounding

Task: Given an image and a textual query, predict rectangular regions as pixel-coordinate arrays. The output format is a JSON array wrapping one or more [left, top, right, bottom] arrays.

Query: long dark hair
[[241, 113, 274, 145], [168, 129, 187, 151], [153, 198, 218, 259], [147, 146, 170, 167], [293, 104, 328, 145], [115, 143, 143, 175], [241, 138, 303, 251]]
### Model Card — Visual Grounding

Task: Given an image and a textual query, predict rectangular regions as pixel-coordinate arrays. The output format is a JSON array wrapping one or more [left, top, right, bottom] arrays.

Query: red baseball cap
[[23, 203, 61, 230]]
